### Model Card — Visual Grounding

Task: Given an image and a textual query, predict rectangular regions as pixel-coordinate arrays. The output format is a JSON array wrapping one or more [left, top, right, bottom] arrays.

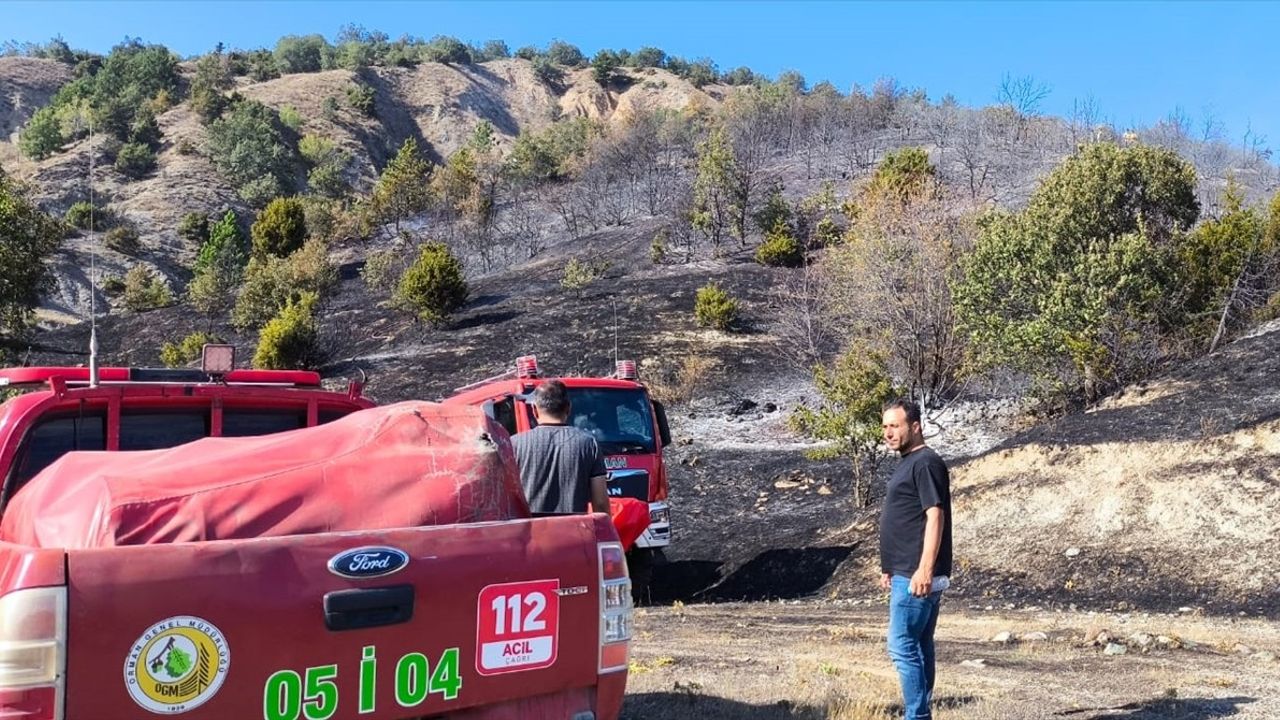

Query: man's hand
[[589, 474, 610, 514], [909, 567, 932, 597], [879, 573, 891, 591]]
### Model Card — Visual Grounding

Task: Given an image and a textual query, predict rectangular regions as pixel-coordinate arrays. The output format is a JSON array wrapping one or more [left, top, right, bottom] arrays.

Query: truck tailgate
[[64, 515, 608, 719]]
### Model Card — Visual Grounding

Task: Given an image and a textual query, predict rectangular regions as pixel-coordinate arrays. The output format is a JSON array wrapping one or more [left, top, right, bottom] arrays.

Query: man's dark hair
[[532, 379, 572, 418], [883, 398, 921, 425]]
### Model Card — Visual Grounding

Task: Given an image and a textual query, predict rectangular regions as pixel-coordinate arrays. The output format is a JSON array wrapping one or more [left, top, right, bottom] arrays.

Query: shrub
[[694, 282, 738, 331], [104, 225, 140, 255], [205, 99, 295, 199], [178, 212, 209, 246], [232, 239, 336, 330], [531, 57, 563, 87], [238, 174, 284, 208], [253, 292, 319, 369], [175, 138, 197, 155], [753, 186, 792, 235], [114, 141, 156, 179], [321, 95, 339, 121], [102, 275, 125, 295], [755, 220, 804, 267], [644, 355, 720, 405], [361, 248, 403, 292], [278, 104, 303, 130], [273, 34, 333, 74], [251, 196, 308, 258], [394, 241, 469, 325], [346, 83, 376, 117], [19, 106, 63, 159], [160, 331, 219, 368], [64, 201, 98, 231], [650, 229, 669, 264], [122, 264, 173, 311], [421, 35, 471, 65], [544, 40, 585, 67], [560, 258, 610, 295], [812, 216, 842, 247]]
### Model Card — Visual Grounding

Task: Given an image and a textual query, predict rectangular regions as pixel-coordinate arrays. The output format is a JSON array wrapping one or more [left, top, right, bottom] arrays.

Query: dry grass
[[643, 354, 722, 405], [622, 602, 1280, 719]]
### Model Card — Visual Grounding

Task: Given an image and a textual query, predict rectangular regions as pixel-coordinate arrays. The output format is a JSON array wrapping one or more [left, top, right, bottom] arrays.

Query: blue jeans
[[887, 575, 943, 719]]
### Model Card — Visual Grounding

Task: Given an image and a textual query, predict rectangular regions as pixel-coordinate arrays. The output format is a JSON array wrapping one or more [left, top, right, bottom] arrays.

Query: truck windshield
[[558, 388, 656, 454]]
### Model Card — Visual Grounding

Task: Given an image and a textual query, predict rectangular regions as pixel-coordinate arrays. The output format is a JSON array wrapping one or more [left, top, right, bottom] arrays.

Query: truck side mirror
[[653, 400, 672, 447]]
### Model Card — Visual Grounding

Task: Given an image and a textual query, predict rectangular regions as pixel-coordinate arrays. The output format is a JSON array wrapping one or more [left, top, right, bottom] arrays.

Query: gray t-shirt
[[511, 424, 607, 513]]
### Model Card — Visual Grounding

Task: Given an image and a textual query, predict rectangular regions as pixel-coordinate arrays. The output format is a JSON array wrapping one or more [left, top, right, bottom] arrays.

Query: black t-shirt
[[879, 446, 952, 578], [511, 424, 606, 513]]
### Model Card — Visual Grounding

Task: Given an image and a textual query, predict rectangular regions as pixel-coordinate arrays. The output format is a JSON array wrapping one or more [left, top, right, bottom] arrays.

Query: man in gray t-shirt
[[511, 380, 609, 514]]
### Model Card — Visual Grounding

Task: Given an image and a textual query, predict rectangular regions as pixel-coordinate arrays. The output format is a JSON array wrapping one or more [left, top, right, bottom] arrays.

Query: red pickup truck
[[0, 362, 631, 720]]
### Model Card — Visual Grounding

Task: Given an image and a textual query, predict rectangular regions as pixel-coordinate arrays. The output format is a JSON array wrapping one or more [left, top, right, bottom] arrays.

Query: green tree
[[196, 210, 243, 271], [177, 212, 209, 246], [472, 40, 511, 62], [345, 82, 376, 117], [628, 46, 666, 68], [954, 143, 1200, 403], [0, 172, 63, 337], [232, 238, 337, 330], [1175, 182, 1276, 351], [544, 40, 585, 67], [530, 57, 563, 87], [421, 35, 471, 65], [689, 127, 736, 254], [297, 133, 351, 198], [251, 196, 308, 258], [788, 347, 902, 507], [591, 49, 621, 86], [205, 99, 295, 201], [114, 141, 155, 179], [372, 137, 433, 233], [253, 291, 320, 369], [19, 106, 64, 159], [865, 147, 935, 206], [189, 50, 233, 123], [753, 185, 792, 235], [160, 331, 219, 368], [273, 35, 334, 74], [693, 282, 738, 330], [122, 264, 173, 311], [394, 241, 469, 325], [754, 219, 804, 267]]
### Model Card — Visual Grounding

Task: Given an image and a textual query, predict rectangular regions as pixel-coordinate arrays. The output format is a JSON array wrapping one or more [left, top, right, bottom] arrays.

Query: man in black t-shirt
[[879, 398, 951, 720], [511, 380, 610, 514]]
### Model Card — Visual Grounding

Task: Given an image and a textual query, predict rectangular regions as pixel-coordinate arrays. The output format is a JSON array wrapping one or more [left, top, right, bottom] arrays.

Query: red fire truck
[[444, 356, 672, 598]]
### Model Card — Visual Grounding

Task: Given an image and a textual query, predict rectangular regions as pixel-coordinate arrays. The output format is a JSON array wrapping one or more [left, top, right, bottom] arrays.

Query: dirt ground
[[622, 601, 1280, 720]]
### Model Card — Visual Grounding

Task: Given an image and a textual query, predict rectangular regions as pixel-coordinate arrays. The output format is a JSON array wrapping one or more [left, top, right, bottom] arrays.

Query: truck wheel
[[627, 548, 654, 605]]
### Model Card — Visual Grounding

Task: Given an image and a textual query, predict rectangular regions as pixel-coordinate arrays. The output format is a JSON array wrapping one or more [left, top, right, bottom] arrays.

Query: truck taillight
[[597, 542, 631, 673], [0, 587, 66, 720]]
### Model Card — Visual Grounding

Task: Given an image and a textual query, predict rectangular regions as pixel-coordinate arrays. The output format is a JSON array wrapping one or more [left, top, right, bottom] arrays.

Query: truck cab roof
[[0, 366, 373, 514]]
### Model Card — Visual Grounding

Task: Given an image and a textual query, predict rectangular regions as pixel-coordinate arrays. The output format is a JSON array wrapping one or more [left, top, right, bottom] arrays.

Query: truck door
[[62, 518, 610, 719]]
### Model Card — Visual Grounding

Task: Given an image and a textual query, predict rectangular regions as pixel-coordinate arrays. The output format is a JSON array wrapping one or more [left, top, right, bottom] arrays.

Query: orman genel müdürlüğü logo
[[124, 616, 229, 714]]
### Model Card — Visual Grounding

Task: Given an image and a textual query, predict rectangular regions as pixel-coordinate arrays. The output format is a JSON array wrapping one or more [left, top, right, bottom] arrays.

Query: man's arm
[[589, 474, 610, 514], [909, 506, 944, 597]]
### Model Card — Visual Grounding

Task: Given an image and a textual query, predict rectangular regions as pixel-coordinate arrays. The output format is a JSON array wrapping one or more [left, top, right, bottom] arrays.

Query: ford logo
[[328, 546, 410, 579]]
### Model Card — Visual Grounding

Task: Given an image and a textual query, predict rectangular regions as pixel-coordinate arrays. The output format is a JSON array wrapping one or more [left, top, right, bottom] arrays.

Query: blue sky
[[7, 1, 1278, 151]]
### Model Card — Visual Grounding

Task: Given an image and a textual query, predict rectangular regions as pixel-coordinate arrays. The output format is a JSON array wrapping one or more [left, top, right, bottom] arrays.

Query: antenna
[[611, 296, 619, 367], [87, 114, 99, 388]]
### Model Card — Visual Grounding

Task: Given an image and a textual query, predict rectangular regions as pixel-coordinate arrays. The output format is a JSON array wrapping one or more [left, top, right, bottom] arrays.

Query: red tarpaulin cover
[[0, 402, 532, 549], [608, 498, 650, 551]]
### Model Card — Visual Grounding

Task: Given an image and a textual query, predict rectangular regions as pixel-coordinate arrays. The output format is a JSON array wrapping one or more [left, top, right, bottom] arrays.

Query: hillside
[[949, 320, 1280, 615], [5, 47, 1280, 621]]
